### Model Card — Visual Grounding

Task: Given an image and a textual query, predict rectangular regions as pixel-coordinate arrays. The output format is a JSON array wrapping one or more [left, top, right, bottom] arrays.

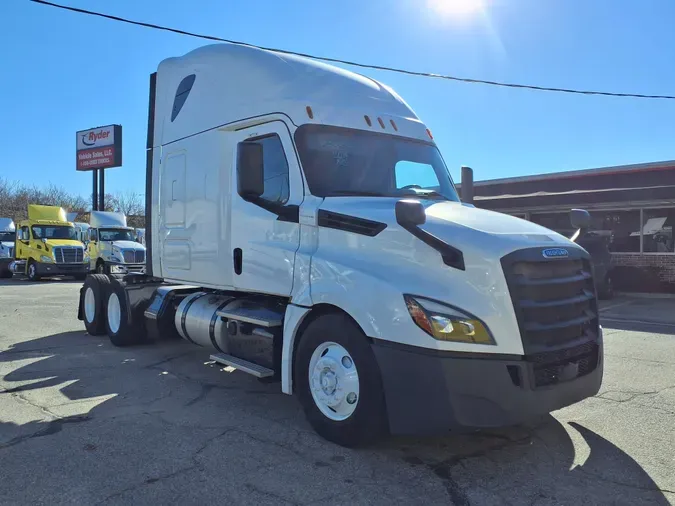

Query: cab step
[[210, 353, 274, 378]]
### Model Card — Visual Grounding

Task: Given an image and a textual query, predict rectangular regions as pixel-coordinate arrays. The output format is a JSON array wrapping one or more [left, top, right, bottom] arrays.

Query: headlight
[[40, 255, 53, 263], [404, 295, 495, 345]]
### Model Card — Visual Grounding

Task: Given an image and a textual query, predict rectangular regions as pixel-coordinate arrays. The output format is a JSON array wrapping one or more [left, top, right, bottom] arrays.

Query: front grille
[[122, 250, 145, 264], [54, 246, 83, 264], [528, 342, 599, 388], [502, 249, 599, 354]]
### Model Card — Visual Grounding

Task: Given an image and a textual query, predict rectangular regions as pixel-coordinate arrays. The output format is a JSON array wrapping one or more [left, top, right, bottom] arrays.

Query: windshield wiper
[[324, 190, 393, 197]]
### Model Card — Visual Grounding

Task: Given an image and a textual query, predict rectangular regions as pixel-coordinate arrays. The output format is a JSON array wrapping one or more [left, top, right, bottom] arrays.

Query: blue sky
[[2, 0, 674, 200]]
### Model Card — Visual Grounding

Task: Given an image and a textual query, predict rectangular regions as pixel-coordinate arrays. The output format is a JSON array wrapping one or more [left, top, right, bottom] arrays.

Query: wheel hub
[[84, 287, 96, 323], [320, 369, 338, 395], [107, 293, 121, 334], [308, 342, 360, 421]]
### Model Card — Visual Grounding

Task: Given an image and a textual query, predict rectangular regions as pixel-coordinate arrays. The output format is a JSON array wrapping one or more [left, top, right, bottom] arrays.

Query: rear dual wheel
[[104, 281, 147, 347], [82, 274, 111, 335]]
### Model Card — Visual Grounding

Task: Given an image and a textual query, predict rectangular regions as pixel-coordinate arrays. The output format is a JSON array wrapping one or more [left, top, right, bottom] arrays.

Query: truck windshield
[[99, 229, 135, 242], [32, 226, 78, 240], [0, 232, 14, 242], [294, 125, 460, 201]]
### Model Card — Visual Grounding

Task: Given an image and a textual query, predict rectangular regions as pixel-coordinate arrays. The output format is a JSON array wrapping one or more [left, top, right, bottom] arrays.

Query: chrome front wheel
[[308, 341, 360, 421]]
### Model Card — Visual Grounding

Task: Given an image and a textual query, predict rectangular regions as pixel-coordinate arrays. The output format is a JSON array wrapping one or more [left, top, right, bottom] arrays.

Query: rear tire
[[105, 279, 147, 347], [82, 274, 111, 336], [294, 313, 388, 447]]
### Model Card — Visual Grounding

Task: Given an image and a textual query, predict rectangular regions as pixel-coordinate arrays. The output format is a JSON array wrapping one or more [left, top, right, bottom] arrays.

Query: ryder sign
[[76, 125, 122, 171]]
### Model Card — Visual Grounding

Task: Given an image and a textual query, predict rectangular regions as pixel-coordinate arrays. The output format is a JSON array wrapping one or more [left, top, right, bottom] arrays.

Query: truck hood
[[108, 240, 145, 250], [425, 201, 564, 237], [0, 241, 13, 258], [320, 197, 579, 260], [44, 239, 84, 248]]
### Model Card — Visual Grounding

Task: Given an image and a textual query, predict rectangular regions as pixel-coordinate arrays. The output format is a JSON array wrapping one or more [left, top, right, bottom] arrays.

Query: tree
[[0, 178, 144, 225], [111, 191, 144, 217]]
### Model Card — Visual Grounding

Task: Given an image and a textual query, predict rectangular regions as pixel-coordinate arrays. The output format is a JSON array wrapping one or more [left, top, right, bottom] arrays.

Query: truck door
[[230, 121, 303, 296], [16, 226, 30, 260]]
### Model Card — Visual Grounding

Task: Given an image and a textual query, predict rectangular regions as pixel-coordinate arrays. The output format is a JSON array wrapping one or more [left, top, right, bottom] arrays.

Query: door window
[[241, 135, 290, 204]]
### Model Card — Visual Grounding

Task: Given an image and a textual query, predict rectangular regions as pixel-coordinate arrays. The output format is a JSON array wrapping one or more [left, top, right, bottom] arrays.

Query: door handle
[[233, 248, 242, 275]]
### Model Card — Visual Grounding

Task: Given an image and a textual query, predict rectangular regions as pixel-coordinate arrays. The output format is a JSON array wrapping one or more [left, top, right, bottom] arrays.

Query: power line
[[30, 0, 675, 100]]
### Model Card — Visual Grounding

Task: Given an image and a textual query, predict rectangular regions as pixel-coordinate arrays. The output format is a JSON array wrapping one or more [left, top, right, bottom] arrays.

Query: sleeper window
[[171, 74, 196, 122]]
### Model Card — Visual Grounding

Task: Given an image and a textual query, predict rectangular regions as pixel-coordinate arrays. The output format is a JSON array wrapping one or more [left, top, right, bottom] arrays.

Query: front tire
[[82, 274, 111, 335], [105, 279, 147, 347], [27, 261, 40, 281], [295, 313, 388, 447]]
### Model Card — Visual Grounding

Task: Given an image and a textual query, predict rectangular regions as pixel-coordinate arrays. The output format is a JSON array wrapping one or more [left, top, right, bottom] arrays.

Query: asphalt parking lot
[[1, 279, 673, 505]]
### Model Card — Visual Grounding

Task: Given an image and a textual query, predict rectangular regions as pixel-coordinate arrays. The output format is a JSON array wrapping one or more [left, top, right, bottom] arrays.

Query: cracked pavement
[[0, 280, 673, 505]]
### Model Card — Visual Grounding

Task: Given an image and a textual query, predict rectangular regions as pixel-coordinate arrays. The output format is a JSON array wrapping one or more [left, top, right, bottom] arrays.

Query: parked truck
[[0, 218, 16, 278], [135, 228, 146, 246], [87, 211, 146, 275], [15, 205, 89, 281], [78, 43, 603, 447], [67, 212, 91, 243]]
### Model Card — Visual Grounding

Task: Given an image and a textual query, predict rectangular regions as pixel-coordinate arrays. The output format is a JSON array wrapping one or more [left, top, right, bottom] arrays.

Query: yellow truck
[[13, 205, 89, 281]]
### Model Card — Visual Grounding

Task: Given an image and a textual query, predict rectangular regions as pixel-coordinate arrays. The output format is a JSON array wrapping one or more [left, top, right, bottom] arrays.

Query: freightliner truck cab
[[87, 211, 146, 275], [0, 218, 16, 278], [15, 205, 88, 281], [78, 43, 603, 447]]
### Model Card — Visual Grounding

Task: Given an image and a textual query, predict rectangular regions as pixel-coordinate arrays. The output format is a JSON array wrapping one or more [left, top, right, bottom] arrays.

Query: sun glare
[[427, 0, 485, 17]]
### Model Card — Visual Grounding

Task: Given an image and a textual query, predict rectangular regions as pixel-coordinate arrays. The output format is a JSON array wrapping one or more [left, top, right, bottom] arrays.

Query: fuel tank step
[[215, 306, 283, 327], [210, 353, 274, 378]]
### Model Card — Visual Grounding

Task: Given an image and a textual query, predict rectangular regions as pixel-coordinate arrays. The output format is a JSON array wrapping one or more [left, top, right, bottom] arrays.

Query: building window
[[530, 213, 572, 235], [591, 210, 641, 253], [642, 208, 674, 253], [531, 210, 641, 253]]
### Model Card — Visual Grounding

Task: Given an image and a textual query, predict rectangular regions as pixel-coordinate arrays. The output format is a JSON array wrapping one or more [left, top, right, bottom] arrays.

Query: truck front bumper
[[106, 262, 146, 274], [35, 262, 88, 277], [372, 333, 603, 436]]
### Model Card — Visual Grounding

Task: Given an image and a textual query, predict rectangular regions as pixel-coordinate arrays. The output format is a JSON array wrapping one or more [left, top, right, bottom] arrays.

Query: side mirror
[[237, 142, 264, 199], [396, 199, 426, 227], [570, 208, 591, 242], [89, 229, 98, 242]]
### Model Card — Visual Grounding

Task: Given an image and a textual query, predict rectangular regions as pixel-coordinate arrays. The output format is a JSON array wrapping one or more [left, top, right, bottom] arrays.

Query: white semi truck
[[87, 211, 146, 275], [0, 218, 15, 278], [78, 43, 603, 447]]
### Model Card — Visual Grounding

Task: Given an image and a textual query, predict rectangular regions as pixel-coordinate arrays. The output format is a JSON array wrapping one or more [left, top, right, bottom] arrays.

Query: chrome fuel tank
[[174, 292, 234, 352]]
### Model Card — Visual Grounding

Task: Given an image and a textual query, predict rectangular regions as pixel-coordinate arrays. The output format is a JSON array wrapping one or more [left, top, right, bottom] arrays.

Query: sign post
[[76, 124, 122, 210]]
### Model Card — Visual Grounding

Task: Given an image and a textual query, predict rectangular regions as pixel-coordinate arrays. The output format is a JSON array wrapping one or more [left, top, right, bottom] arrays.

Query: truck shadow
[[0, 331, 670, 505]]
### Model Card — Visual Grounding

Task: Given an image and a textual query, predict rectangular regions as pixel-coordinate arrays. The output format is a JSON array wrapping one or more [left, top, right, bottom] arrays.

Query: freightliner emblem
[[542, 248, 569, 259]]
